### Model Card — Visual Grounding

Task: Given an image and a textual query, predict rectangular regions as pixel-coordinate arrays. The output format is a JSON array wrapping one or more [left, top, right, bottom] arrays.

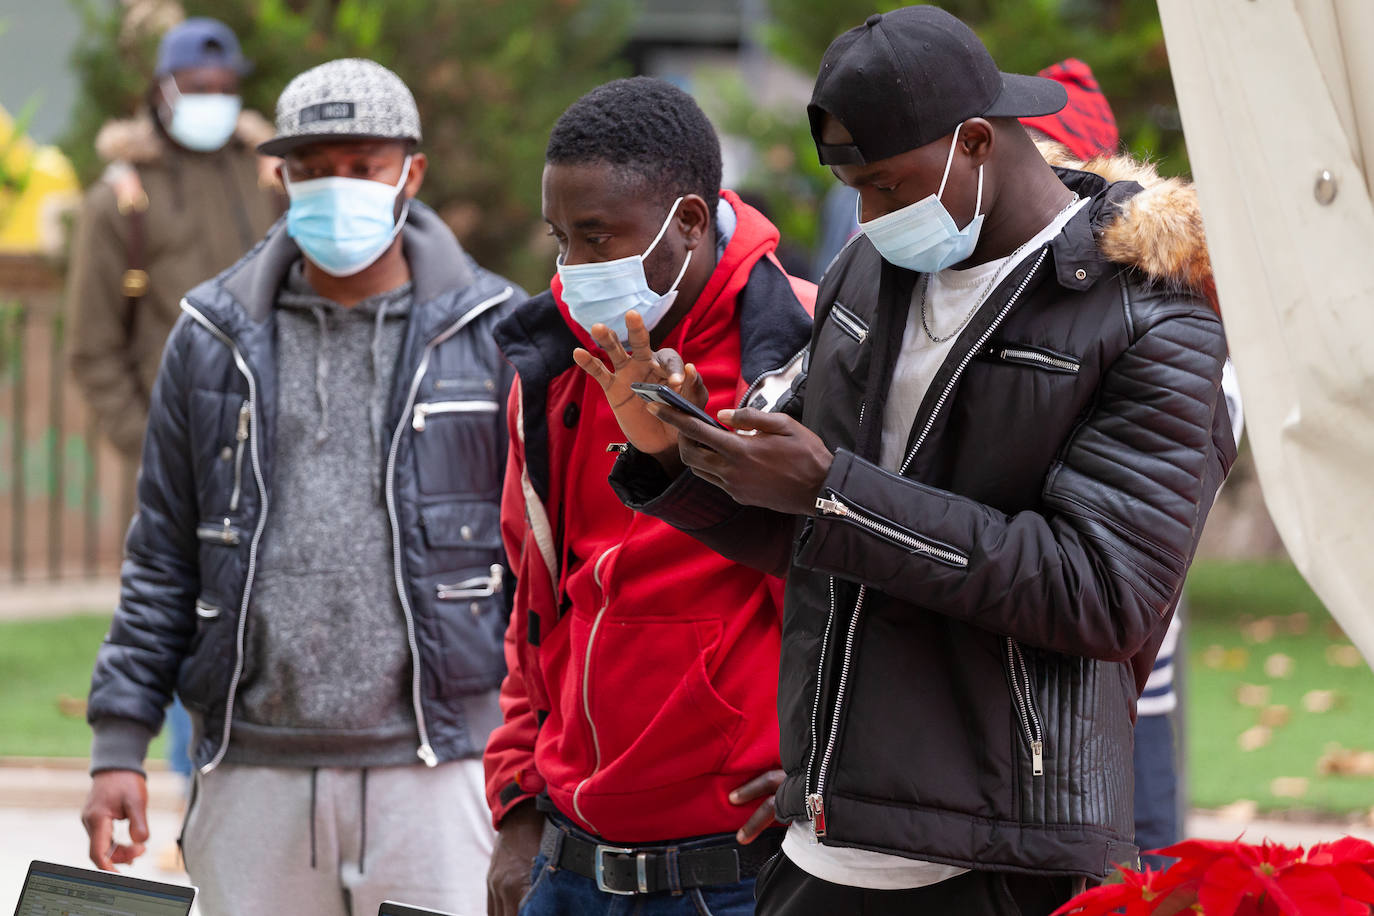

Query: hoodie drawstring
[[370, 298, 391, 498], [359, 768, 369, 875], [310, 304, 331, 444]]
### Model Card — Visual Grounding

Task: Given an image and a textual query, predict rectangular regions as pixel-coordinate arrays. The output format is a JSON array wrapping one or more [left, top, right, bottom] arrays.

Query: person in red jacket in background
[[484, 77, 816, 915]]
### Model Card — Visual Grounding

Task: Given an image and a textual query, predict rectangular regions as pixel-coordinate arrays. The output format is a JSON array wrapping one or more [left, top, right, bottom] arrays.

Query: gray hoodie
[[225, 263, 418, 767]]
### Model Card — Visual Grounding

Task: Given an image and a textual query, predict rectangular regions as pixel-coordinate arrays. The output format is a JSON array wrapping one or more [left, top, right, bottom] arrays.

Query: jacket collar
[[1047, 169, 1142, 293]]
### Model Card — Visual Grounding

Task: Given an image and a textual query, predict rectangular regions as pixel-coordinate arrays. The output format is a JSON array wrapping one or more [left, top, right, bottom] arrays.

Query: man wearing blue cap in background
[[68, 16, 282, 471]]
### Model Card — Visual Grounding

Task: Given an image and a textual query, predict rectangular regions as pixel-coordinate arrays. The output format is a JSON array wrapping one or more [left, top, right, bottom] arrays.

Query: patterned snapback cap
[[258, 58, 421, 156]]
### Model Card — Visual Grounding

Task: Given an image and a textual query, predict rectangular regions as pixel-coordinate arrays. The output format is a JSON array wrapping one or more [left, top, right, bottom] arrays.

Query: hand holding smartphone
[[629, 383, 728, 430]]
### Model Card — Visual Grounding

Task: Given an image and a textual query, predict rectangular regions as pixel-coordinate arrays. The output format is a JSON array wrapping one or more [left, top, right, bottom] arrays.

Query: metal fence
[[0, 254, 131, 583]]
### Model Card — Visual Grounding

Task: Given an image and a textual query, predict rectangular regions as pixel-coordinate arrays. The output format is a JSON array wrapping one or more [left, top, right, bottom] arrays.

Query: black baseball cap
[[809, 6, 1068, 165]]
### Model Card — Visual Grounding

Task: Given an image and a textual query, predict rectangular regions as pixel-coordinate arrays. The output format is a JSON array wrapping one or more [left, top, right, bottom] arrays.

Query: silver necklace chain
[[920, 194, 1079, 344]]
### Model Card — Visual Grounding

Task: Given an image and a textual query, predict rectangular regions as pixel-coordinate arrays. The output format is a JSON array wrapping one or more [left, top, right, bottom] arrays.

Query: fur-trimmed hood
[[1040, 141, 1218, 313], [94, 109, 275, 165]]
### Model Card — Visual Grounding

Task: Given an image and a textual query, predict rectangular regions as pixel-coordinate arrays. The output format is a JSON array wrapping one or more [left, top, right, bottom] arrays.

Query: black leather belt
[[539, 818, 783, 896]]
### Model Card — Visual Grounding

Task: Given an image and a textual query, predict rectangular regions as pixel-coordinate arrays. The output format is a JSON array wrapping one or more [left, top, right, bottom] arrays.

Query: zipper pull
[[814, 496, 848, 517], [489, 564, 505, 593], [236, 401, 251, 441], [1031, 740, 1044, 777], [417, 743, 438, 767], [605, 443, 628, 454], [805, 793, 827, 837], [412, 404, 430, 432]]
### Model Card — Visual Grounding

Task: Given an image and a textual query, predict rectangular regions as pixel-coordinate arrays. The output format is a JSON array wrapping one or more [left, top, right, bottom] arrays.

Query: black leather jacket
[[614, 165, 1236, 877], [87, 202, 523, 773]]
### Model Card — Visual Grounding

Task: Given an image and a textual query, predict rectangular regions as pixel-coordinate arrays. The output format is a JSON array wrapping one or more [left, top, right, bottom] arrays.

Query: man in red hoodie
[[484, 78, 816, 914]]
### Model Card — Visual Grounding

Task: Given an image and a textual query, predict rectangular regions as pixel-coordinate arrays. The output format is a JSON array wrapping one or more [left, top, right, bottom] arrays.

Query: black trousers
[[755, 852, 1085, 916]]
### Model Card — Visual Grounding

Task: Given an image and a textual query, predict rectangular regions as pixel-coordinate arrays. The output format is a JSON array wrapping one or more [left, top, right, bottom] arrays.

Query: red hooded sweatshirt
[[485, 191, 815, 841]]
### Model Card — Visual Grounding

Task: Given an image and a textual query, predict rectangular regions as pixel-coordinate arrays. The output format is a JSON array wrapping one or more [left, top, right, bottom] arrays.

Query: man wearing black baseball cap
[[596, 6, 1235, 914]]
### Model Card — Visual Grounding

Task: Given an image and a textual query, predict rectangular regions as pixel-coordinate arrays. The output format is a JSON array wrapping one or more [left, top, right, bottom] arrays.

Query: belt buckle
[[594, 844, 648, 895]]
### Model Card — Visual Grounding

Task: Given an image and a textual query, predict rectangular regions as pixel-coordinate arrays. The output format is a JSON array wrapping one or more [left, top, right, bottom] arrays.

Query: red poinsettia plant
[[1051, 837, 1374, 916]]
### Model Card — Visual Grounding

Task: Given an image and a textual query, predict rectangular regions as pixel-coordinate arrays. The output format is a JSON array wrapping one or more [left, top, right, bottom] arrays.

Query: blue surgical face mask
[[284, 156, 413, 278], [557, 197, 692, 343], [858, 122, 985, 273], [161, 78, 241, 152]]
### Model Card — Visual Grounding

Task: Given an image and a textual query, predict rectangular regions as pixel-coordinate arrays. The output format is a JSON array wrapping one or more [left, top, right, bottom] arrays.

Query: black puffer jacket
[[87, 202, 523, 773], [613, 154, 1235, 878]]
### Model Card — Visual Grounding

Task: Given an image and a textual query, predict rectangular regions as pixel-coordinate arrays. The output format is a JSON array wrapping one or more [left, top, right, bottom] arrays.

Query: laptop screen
[[16, 862, 194, 916]]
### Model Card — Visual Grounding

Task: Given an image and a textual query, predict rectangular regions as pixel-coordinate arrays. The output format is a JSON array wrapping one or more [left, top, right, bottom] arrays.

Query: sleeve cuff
[[89, 718, 156, 776], [608, 448, 741, 530]]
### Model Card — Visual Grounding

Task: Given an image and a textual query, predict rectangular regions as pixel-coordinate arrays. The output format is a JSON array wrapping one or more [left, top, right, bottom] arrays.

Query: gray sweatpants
[[181, 760, 493, 916]]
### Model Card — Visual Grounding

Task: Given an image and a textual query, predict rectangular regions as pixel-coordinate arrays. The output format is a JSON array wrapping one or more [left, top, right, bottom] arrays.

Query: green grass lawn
[[0, 613, 166, 759], [1185, 560, 1374, 816]]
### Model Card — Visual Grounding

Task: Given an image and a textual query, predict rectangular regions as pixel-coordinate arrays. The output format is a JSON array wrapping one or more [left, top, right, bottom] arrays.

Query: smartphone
[[629, 382, 728, 430]]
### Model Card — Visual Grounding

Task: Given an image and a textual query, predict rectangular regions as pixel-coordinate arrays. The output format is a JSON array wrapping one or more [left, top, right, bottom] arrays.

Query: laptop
[[378, 903, 459, 916], [14, 860, 195, 916]]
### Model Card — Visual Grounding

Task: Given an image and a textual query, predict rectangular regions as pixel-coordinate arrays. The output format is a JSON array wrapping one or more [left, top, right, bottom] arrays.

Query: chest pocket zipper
[[412, 400, 499, 431], [988, 344, 1080, 375], [829, 301, 869, 344], [229, 400, 250, 512]]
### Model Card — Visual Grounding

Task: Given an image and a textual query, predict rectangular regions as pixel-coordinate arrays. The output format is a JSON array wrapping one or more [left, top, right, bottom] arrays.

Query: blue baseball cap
[[154, 18, 251, 78]]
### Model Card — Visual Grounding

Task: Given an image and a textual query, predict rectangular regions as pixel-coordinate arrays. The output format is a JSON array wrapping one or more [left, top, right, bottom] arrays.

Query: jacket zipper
[[813, 492, 969, 568], [571, 544, 619, 834], [196, 520, 241, 546], [803, 249, 1050, 835], [1006, 638, 1045, 776], [998, 347, 1080, 374], [738, 346, 806, 412], [228, 400, 250, 512], [181, 301, 270, 776], [830, 302, 869, 343], [435, 564, 504, 600], [386, 286, 515, 766], [411, 399, 499, 432]]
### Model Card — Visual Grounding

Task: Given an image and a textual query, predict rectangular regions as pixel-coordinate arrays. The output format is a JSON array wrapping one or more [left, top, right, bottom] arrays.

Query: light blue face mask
[[557, 197, 692, 343], [161, 78, 241, 152], [285, 156, 413, 278], [857, 122, 985, 273]]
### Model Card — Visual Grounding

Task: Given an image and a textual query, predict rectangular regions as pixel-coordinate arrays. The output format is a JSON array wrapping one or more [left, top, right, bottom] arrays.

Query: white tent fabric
[[1156, 0, 1374, 667]]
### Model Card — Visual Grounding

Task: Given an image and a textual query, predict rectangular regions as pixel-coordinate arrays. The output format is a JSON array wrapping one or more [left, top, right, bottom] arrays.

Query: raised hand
[[572, 309, 709, 470]]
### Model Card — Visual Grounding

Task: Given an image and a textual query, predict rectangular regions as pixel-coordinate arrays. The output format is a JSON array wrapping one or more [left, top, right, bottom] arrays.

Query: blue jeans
[[1133, 711, 1179, 870], [518, 852, 757, 916]]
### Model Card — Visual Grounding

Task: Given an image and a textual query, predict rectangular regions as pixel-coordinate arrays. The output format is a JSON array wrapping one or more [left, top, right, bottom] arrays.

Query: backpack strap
[[104, 161, 149, 307]]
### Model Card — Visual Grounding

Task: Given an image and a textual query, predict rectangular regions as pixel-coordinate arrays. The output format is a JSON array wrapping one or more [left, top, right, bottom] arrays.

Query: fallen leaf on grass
[[1303, 689, 1341, 713], [1236, 684, 1272, 707], [1257, 705, 1290, 728], [1238, 725, 1272, 751], [1202, 644, 1227, 669], [1215, 799, 1259, 822], [1243, 617, 1279, 644], [1324, 644, 1365, 668], [1264, 653, 1294, 678], [1270, 777, 1309, 798], [56, 695, 86, 718], [1317, 746, 1374, 776], [1224, 648, 1250, 671], [1283, 613, 1310, 636]]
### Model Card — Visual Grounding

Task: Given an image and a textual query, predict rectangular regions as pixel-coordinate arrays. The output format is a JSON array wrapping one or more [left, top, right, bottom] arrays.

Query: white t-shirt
[[783, 197, 1089, 889]]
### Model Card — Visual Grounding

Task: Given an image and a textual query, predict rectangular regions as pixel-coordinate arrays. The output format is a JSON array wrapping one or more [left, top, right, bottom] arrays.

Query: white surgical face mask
[[556, 197, 692, 343], [284, 156, 413, 278], [857, 122, 985, 273], [161, 78, 241, 152]]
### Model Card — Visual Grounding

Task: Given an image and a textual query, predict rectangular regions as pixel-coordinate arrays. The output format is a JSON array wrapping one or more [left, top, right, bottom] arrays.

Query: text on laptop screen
[[19, 870, 190, 916]]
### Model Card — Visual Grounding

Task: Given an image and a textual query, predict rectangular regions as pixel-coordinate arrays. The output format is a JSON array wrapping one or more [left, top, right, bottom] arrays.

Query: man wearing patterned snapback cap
[[82, 58, 522, 916]]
